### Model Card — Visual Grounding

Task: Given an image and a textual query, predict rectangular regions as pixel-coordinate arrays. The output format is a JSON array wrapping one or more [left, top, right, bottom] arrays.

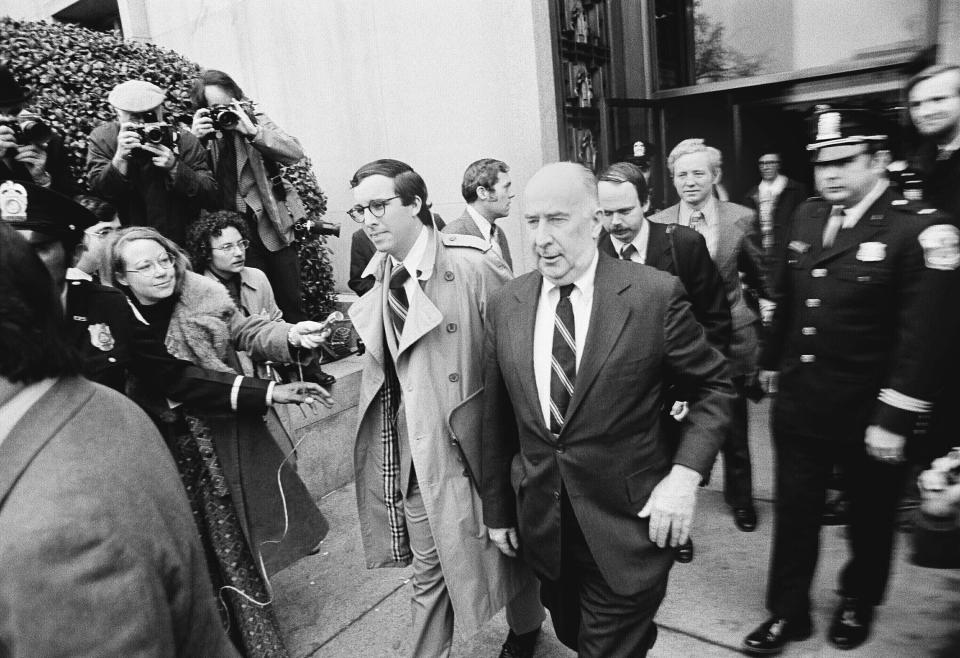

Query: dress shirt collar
[[679, 196, 718, 225], [758, 175, 787, 199], [466, 205, 495, 243], [608, 218, 650, 262], [66, 267, 93, 282], [839, 179, 889, 228], [541, 248, 599, 300], [389, 224, 432, 282]]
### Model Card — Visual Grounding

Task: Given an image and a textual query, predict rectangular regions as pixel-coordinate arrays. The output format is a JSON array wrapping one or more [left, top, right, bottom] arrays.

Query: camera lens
[[20, 120, 51, 144], [216, 109, 240, 128]]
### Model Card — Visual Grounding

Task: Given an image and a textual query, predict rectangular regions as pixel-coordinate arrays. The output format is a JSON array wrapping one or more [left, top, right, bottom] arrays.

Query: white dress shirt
[[679, 196, 720, 259], [465, 205, 494, 246], [608, 218, 650, 264], [533, 251, 598, 429]]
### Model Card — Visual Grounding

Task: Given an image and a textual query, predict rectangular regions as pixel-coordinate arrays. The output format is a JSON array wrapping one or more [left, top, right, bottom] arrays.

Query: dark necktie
[[620, 244, 638, 261], [388, 263, 410, 339], [822, 206, 845, 248], [549, 284, 577, 434]]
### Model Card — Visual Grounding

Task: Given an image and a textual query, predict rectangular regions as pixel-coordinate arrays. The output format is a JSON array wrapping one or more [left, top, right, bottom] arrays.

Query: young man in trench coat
[[347, 159, 543, 658]]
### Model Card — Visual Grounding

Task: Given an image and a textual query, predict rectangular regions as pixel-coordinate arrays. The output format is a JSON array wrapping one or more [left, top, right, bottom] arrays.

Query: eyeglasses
[[126, 253, 175, 275], [348, 196, 400, 223], [211, 239, 250, 253], [84, 226, 117, 239]]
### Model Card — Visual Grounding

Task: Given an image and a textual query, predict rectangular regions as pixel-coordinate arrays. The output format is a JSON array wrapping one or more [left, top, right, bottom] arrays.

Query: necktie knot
[[389, 264, 410, 290], [620, 244, 638, 261], [689, 210, 706, 233], [559, 284, 575, 300]]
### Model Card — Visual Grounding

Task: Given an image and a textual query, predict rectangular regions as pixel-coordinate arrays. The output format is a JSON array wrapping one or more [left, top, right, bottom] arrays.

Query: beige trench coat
[[349, 228, 536, 635]]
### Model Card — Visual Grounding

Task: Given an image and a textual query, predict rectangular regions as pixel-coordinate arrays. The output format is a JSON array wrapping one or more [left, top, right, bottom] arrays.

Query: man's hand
[[191, 109, 215, 140], [759, 370, 779, 395], [111, 121, 143, 175], [229, 100, 258, 137], [759, 298, 776, 325], [14, 144, 48, 180], [289, 321, 332, 350], [0, 122, 18, 156], [271, 381, 333, 409], [488, 527, 520, 558], [669, 400, 689, 421], [638, 465, 701, 548], [864, 425, 906, 464], [138, 143, 176, 170]]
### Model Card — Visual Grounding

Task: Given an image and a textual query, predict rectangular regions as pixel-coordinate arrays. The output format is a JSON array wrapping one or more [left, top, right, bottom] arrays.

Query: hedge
[[0, 16, 336, 319]]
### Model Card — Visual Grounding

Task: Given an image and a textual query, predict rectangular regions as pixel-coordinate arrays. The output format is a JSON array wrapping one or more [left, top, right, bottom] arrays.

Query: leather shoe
[[303, 365, 336, 388], [675, 537, 694, 563], [822, 497, 850, 525], [733, 506, 758, 532], [499, 626, 539, 658], [828, 597, 873, 650], [742, 616, 812, 655]]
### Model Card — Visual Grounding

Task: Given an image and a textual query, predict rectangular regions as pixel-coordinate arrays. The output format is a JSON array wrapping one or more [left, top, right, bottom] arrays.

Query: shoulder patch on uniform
[[441, 233, 491, 252], [918, 224, 960, 270]]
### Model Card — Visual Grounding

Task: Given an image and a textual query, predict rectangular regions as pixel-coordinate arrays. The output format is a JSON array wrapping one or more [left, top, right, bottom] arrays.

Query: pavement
[[272, 399, 960, 657]]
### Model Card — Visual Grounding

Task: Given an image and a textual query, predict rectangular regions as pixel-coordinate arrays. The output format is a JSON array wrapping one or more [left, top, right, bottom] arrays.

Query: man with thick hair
[[86, 79, 219, 246], [444, 158, 514, 269], [743, 107, 957, 654], [0, 222, 238, 657], [482, 162, 733, 656], [348, 159, 543, 658], [650, 138, 771, 535]]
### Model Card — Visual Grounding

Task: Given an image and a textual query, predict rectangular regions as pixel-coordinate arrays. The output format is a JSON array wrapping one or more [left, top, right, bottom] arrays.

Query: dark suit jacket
[[743, 178, 809, 290], [0, 377, 237, 656], [443, 208, 513, 270], [598, 223, 731, 353], [481, 254, 734, 595]]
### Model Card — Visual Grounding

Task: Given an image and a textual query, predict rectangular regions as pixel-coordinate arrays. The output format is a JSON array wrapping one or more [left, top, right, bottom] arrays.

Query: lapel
[[509, 272, 546, 431], [495, 224, 513, 269], [456, 209, 486, 240], [645, 221, 672, 270], [348, 253, 388, 370], [396, 230, 442, 358], [564, 254, 631, 429], [0, 377, 92, 508], [715, 202, 742, 273], [596, 230, 618, 258]]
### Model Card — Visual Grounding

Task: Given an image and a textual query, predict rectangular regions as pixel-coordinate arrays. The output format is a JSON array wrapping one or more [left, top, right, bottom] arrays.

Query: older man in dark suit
[[0, 223, 237, 657], [650, 138, 772, 533], [481, 162, 734, 657], [443, 158, 514, 270]]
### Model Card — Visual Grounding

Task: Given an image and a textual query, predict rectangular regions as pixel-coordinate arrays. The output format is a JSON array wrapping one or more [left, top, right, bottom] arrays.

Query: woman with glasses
[[107, 225, 332, 657]]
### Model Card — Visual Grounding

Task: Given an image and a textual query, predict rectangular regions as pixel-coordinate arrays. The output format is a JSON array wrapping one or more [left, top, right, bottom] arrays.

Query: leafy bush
[[0, 16, 336, 318]]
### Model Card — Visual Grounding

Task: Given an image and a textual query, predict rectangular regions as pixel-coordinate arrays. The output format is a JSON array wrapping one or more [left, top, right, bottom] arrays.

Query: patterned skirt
[[166, 415, 290, 657]]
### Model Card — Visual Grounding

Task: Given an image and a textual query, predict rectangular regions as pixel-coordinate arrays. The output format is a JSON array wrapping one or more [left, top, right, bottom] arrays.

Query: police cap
[[107, 79, 165, 113], [617, 138, 657, 169], [807, 105, 887, 164], [0, 180, 98, 247]]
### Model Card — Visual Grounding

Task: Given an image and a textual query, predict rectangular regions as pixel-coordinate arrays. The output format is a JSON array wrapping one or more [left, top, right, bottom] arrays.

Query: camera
[[131, 122, 175, 150], [207, 101, 255, 131], [296, 218, 341, 239], [0, 115, 52, 146]]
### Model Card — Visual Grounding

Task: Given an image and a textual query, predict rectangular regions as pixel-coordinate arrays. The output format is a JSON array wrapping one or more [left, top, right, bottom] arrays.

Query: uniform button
[[107, 357, 117, 363], [446, 323, 457, 333], [800, 354, 816, 363], [448, 373, 459, 382], [70, 280, 81, 286], [805, 298, 821, 308], [444, 271, 455, 281], [553, 491, 561, 500], [812, 268, 827, 278], [801, 327, 817, 336]]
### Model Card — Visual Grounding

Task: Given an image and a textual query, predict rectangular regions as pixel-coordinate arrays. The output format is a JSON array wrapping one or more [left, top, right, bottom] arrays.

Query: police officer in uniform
[[742, 108, 959, 655], [0, 179, 328, 410]]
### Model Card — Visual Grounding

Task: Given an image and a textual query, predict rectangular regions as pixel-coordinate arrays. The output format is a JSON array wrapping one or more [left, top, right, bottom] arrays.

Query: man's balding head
[[523, 162, 601, 285]]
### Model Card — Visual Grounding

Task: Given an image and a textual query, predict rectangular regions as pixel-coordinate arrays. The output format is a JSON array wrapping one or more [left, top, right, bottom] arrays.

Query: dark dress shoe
[[742, 616, 812, 655], [675, 537, 694, 563], [733, 506, 758, 532], [499, 627, 540, 658], [822, 498, 850, 525], [303, 365, 336, 388], [828, 597, 874, 650]]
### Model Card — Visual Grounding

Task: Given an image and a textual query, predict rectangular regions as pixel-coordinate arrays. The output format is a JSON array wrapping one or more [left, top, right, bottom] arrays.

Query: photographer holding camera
[[188, 71, 321, 333], [0, 63, 75, 195], [86, 79, 219, 247]]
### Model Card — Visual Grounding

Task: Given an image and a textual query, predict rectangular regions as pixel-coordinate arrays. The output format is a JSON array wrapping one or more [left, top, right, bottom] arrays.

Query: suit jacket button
[[444, 271, 455, 281], [553, 491, 561, 500], [448, 373, 459, 382], [108, 357, 117, 363], [446, 323, 457, 333]]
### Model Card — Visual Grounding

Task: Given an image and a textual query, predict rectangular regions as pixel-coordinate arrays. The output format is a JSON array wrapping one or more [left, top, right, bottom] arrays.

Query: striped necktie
[[689, 210, 706, 233], [549, 284, 577, 434], [620, 243, 638, 261], [388, 263, 410, 339]]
